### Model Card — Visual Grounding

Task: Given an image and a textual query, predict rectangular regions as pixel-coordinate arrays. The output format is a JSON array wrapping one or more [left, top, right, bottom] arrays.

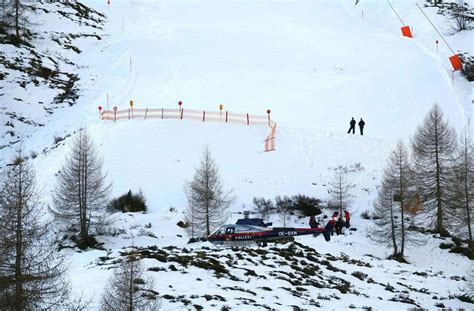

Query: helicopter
[[207, 212, 334, 246]]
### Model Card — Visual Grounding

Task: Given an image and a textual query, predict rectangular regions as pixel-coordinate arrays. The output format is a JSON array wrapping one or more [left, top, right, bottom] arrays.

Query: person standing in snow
[[332, 212, 343, 235], [347, 117, 356, 134], [344, 210, 350, 228], [309, 216, 318, 228], [358, 118, 365, 135]]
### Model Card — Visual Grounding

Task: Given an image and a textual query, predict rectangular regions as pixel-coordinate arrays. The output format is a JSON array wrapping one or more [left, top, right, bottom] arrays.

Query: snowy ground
[[1, 0, 473, 309]]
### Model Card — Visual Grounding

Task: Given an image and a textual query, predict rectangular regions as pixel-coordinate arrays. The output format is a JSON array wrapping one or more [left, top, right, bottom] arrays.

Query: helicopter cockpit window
[[225, 227, 235, 234]]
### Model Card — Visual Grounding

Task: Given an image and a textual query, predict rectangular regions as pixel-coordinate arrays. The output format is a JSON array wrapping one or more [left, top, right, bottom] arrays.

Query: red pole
[[246, 113, 249, 125], [267, 109, 271, 126], [161, 107, 164, 119], [128, 108, 130, 120], [144, 108, 148, 119], [114, 110, 116, 122], [436, 40, 439, 53], [203, 110, 206, 122], [181, 109, 184, 119], [225, 111, 228, 123]]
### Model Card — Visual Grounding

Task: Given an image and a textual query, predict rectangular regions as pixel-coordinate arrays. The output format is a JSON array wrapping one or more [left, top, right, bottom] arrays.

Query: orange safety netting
[[100, 107, 276, 152], [264, 124, 277, 152], [101, 108, 272, 126]]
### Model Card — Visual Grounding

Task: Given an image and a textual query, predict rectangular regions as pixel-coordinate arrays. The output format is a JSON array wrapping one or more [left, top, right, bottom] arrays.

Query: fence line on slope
[[100, 107, 274, 127], [99, 106, 277, 152]]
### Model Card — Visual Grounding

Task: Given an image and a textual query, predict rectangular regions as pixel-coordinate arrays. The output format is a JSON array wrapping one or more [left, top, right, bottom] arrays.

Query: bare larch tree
[[184, 146, 233, 237], [328, 166, 352, 216], [370, 141, 422, 260], [0, 0, 34, 40], [50, 130, 112, 248], [101, 256, 159, 311], [450, 132, 473, 249], [412, 104, 457, 236], [0, 150, 71, 309]]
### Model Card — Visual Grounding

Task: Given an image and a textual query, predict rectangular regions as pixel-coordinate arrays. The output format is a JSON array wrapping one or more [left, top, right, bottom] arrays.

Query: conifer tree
[[0, 150, 71, 309], [101, 256, 159, 311], [184, 146, 233, 237], [450, 133, 473, 249], [50, 130, 112, 248], [0, 0, 34, 40], [328, 166, 352, 216], [411, 104, 457, 236], [370, 141, 422, 259]]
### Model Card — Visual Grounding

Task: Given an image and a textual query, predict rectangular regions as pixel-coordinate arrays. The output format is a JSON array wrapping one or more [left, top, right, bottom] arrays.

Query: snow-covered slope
[[1, 0, 473, 309]]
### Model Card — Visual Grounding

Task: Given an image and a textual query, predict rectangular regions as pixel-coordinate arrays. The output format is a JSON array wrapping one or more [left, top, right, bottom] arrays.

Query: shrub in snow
[[351, 271, 368, 281], [360, 210, 371, 220], [109, 190, 147, 213], [254, 194, 322, 218], [253, 197, 274, 218], [460, 54, 474, 81], [290, 194, 323, 216]]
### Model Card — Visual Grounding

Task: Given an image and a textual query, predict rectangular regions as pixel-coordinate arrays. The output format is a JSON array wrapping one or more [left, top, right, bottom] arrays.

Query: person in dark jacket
[[347, 117, 356, 134], [309, 216, 318, 228], [337, 217, 345, 235], [344, 210, 350, 228], [358, 118, 365, 135]]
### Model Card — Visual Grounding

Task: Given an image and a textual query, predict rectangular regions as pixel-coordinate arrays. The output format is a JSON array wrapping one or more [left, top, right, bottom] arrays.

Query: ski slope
[[1, 0, 473, 309]]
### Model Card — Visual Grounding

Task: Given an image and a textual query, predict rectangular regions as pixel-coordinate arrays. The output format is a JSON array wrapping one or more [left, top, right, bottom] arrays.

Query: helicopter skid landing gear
[[257, 241, 268, 247]]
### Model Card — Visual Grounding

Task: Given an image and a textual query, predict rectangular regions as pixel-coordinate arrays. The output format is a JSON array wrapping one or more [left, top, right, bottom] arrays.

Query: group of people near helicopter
[[309, 210, 351, 235]]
